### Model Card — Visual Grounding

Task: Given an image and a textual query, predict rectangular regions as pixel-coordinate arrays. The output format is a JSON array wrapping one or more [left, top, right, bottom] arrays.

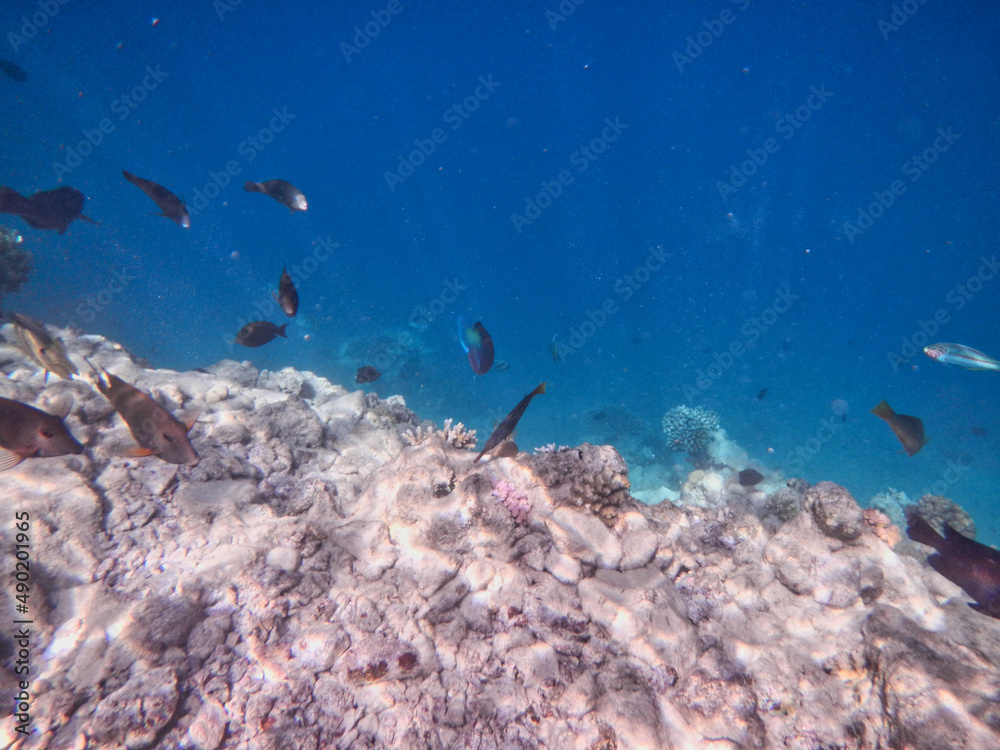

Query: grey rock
[[89, 666, 179, 748]]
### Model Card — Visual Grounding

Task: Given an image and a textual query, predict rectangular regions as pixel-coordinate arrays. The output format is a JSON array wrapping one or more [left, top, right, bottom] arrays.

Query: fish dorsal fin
[[50, 395, 73, 420], [0, 448, 24, 471], [181, 411, 200, 431]]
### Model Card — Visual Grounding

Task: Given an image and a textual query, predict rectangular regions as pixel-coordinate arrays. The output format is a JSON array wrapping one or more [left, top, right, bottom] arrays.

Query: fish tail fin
[[870, 400, 894, 420], [906, 509, 943, 548], [532, 382, 547, 396], [243, 181, 260, 193], [276, 324, 288, 338]]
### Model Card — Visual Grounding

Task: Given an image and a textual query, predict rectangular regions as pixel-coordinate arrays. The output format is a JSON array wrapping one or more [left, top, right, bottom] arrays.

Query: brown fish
[[122, 170, 190, 228], [0, 396, 84, 470], [235, 321, 287, 348], [93, 368, 199, 465], [738, 468, 764, 487], [492, 439, 519, 458], [907, 510, 1000, 618], [274, 266, 298, 317], [871, 399, 927, 456], [0, 185, 95, 234], [7, 312, 78, 380], [356, 365, 381, 384], [474, 382, 546, 463], [244, 180, 308, 212]]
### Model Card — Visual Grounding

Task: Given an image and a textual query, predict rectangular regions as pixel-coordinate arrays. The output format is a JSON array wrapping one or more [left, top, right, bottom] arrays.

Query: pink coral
[[492, 481, 530, 525], [863, 508, 901, 548]]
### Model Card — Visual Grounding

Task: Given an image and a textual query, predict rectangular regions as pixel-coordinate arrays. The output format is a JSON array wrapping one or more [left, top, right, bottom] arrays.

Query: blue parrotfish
[[923, 343, 1000, 372], [457, 317, 495, 375]]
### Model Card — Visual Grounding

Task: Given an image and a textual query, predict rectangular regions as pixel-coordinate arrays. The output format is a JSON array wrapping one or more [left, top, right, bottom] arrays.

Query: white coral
[[402, 418, 477, 450]]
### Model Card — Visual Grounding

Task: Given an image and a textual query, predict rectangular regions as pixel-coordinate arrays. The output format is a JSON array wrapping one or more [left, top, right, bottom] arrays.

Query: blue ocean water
[[2, 2, 998, 540]]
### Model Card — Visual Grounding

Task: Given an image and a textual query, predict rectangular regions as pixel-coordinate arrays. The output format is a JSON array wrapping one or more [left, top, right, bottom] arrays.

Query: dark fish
[[738, 468, 764, 487], [493, 360, 510, 372], [356, 366, 381, 384], [757, 387, 768, 401], [0, 60, 27, 82], [235, 321, 287, 348], [7, 312, 78, 380], [906, 510, 1000, 618], [458, 317, 494, 375], [244, 180, 308, 212], [122, 170, 190, 228], [93, 368, 199, 466], [0, 396, 83, 470], [871, 399, 928, 456], [971, 426, 988, 437], [274, 266, 298, 317], [474, 382, 546, 463], [0, 185, 94, 234]]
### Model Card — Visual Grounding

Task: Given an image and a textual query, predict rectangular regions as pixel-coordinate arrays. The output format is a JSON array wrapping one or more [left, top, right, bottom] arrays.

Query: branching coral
[[402, 418, 477, 450], [0, 227, 32, 300], [662, 405, 720, 460]]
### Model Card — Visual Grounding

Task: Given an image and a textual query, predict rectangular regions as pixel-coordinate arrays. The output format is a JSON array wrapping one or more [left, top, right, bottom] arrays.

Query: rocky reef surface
[[1, 329, 999, 749]]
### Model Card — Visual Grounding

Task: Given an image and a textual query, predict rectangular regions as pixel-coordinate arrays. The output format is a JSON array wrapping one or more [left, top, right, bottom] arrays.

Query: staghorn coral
[[402, 418, 477, 450], [0, 227, 32, 300], [662, 405, 720, 462]]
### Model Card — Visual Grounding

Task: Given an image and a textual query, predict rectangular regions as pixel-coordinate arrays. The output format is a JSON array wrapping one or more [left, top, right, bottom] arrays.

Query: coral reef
[[491, 480, 531, 524], [661, 404, 719, 460], [863, 508, 902, 548], [911, 493, 977, 538], [1, 329, 999, 749], [402, 417, 477, 449], [0, 227, 32, 300]]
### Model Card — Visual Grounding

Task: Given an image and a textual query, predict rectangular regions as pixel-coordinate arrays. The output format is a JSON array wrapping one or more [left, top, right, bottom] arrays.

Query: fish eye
[[38, 428, 54, 439]]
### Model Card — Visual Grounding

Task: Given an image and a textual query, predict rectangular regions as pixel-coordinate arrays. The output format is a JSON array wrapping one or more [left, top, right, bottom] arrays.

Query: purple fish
[[458, 317, 494, 375]]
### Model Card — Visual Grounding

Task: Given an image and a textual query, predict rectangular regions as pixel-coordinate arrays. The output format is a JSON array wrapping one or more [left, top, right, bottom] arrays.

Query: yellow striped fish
[[923, 343, 1000, 372]]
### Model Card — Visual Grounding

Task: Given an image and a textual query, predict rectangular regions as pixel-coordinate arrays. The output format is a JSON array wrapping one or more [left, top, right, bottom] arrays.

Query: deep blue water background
[[2, 1, 998, 541]]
